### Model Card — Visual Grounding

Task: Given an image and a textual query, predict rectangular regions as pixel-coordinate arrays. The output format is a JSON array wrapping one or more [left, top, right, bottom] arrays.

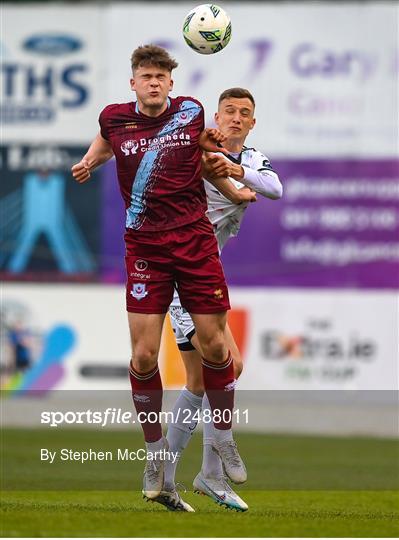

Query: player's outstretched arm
[[71, 133, 114, 184], [202, 154, 256, 204], [232, 153, 283, 200], [237, 167, 283, 200], [207, 178, 257, 204]]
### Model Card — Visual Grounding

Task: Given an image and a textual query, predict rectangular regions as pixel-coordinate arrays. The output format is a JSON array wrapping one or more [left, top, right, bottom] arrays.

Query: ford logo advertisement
[[23, 34, 82, 56]]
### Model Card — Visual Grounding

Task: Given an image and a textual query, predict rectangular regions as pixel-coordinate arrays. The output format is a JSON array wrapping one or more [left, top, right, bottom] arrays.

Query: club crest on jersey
[[121, 139, 139, 156], [131, 283, 148, 300], [176, 110, 193, 125]]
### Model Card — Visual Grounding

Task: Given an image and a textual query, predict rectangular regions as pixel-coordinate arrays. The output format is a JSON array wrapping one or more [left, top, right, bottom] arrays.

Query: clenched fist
[[71, 159, 91, 183]]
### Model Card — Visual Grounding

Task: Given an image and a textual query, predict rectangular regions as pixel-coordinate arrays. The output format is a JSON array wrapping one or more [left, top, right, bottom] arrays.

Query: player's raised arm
[[71, 133, 114, 184], [231, 154, 283, 200], [202, 154, 256, 204]]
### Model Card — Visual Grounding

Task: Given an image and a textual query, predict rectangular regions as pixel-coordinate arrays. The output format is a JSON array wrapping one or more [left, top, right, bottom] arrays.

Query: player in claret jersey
[[71, 45, 246, 511]]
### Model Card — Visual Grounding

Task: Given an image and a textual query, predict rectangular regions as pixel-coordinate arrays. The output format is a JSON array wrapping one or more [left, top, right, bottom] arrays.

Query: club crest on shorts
[[131, 283, 148, 300], [214, 288, 224, 300]]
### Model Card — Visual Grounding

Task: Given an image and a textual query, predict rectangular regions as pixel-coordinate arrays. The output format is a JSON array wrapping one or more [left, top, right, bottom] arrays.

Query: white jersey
[[169, 145, 282, 344], [205, 146, 281, 251]]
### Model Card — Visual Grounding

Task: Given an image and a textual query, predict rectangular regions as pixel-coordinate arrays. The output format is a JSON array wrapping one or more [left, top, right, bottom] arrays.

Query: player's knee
[[201, 335, 227, 364], [130, 348, 158, 373]]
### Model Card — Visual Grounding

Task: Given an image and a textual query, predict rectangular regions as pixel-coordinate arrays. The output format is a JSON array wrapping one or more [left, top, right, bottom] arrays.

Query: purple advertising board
[[100, 159, 399, 289]]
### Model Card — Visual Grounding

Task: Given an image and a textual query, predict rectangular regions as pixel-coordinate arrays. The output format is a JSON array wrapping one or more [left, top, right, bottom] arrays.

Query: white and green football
[[182, 4, 232, 55]]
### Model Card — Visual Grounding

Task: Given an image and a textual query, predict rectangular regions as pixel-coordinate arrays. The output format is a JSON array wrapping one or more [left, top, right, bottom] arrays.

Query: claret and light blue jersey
[[99, 96, 206, 232]]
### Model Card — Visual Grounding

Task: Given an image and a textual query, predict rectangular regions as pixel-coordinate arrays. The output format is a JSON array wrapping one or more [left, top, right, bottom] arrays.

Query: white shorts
[[169, 289, 196, 350]]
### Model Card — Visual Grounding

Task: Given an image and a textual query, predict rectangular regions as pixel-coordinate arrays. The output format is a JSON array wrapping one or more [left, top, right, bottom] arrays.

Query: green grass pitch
[[1, 428, 398, 537]]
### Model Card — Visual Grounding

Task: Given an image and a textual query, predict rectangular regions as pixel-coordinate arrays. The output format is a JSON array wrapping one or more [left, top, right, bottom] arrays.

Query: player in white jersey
[[159, 88, 282, 512]]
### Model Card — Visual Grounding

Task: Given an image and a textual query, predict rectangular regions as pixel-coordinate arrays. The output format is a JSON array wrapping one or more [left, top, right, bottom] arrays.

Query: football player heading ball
[[71, 44, 247, 510]]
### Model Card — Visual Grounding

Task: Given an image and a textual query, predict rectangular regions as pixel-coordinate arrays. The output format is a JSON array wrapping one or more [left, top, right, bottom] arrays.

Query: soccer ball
[[182, 4, 232, 55]]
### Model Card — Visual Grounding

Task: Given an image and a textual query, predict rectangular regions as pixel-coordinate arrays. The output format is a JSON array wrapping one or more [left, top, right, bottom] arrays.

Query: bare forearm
[[83, 133, 114, 170], [205, 177, 256, 204], [206, 177, 242, 203], [229, 163, 245, 181], [71, 133, 113, 184]]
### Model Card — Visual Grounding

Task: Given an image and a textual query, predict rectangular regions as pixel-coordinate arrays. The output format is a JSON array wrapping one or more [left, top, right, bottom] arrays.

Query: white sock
[[213, 427, 233, 444], [145, 436, 164, 452], [164, 387, 203, 490], [202, 394, 224, 478]]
